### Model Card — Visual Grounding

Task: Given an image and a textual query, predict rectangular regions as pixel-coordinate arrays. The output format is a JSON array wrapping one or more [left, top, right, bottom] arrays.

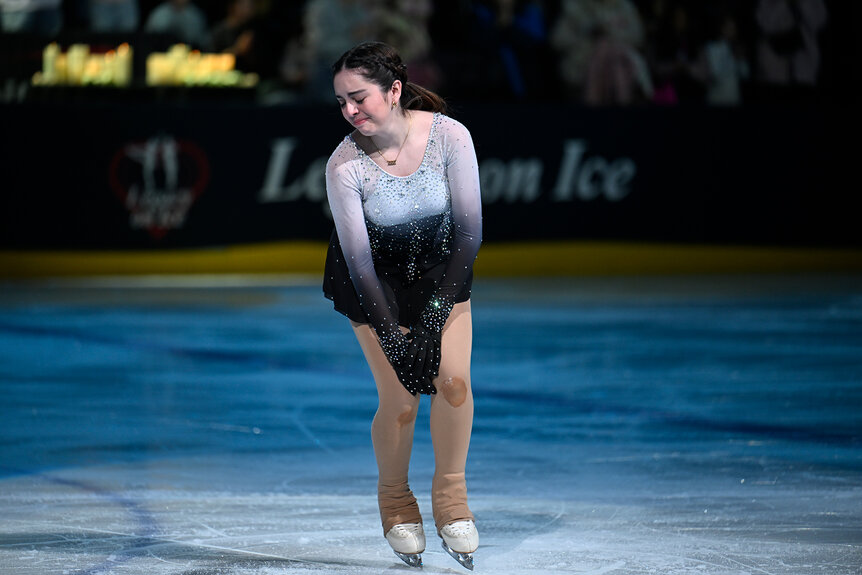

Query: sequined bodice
[[348, 114, 452, 282], [355, 113, 449, 228]]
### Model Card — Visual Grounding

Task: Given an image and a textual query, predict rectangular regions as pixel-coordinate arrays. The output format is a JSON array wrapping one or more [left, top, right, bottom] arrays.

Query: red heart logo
[[109, 136, 210, 240]]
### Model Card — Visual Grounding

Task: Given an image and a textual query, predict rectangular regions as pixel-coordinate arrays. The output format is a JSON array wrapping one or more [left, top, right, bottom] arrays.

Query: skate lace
[[443, 521, 474, 537], [391, 523, 423, 537]]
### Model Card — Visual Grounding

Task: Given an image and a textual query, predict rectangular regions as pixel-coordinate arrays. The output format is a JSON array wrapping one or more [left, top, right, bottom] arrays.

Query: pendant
[[386, 160, 397, 166]]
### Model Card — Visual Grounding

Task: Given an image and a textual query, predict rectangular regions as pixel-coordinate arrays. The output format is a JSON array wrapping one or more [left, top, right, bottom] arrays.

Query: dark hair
[[332, 41, 446, 114]]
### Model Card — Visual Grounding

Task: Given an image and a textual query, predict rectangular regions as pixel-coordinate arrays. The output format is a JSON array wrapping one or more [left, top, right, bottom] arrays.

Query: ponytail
[[402, 81, 447, 114]]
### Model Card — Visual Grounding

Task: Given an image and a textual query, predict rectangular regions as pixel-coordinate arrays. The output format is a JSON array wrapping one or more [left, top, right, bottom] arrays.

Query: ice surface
[[1, 275, 860, 574]]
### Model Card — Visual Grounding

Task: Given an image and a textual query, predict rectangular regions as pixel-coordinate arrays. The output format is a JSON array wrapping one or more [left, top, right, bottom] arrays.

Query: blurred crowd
[[0, 0, 840, 106]]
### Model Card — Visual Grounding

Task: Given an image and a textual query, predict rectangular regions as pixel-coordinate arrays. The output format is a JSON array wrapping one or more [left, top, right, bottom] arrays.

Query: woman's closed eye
[[338, 97, 365, 108]]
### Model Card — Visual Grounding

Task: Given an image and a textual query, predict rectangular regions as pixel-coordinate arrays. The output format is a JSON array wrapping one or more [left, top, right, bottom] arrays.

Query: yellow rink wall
[[2, 241, 862, 279]]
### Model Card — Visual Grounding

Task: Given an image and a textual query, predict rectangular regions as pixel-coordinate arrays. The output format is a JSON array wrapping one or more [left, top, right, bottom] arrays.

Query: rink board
[[2, 240, 862, 279]]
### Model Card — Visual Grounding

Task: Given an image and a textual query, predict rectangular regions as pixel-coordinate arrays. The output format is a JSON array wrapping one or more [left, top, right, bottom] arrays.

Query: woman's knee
[[378, 398, 420, 428], [435, 376, 470, 408]]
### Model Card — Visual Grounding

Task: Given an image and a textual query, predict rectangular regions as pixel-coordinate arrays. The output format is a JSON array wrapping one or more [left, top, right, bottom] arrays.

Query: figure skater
[[322, 41, 482, 569]]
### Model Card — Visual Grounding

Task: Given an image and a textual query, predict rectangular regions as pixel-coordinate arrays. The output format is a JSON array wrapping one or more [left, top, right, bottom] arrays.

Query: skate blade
[[394, 550, 423, 568], [441, 540, 474, 570]]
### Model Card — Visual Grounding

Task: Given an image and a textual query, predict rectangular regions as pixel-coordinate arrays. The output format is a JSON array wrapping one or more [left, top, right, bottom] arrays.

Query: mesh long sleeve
[[325, 155, 406, 358], [418, 119, 483, 333]]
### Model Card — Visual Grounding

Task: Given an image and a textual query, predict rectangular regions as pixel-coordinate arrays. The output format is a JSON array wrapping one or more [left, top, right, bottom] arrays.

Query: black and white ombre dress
[[323, 112, 483, 336]]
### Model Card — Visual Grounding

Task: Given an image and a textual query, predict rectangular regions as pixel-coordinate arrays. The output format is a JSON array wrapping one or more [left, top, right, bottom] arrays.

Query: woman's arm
[[326, 152, 433, 394], [417, 118, 483, 335]]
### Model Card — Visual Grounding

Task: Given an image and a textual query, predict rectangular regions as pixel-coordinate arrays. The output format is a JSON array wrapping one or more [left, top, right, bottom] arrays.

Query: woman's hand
[[408, 325, 441, 395], [381, 330, 438, 395]]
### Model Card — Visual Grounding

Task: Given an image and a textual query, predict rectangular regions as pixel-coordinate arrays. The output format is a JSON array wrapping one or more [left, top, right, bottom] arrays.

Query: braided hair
[[332, 41, 446, 114]]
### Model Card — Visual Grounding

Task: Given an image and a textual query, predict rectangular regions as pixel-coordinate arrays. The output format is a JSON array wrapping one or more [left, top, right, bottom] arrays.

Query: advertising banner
[[0, 102, 852, 249]]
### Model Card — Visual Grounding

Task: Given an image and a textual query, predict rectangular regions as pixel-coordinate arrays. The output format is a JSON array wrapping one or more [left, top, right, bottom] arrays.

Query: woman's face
[[333, 69, 399, 136]]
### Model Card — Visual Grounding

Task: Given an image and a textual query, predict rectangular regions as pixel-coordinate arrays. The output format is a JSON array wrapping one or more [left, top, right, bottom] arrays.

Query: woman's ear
[[391, 79, 402, 105]]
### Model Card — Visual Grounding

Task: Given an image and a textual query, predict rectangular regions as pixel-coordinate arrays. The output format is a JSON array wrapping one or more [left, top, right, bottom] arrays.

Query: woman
[[323, 41, 482, 569]]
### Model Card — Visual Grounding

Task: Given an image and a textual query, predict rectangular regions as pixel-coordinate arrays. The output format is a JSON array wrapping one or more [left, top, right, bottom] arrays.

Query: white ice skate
[[439, 520, 478, 570], [385, 523, 425, 568]]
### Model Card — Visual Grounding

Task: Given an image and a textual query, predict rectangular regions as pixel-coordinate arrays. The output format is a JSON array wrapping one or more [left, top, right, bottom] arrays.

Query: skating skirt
[[322, 228, 473, 327]]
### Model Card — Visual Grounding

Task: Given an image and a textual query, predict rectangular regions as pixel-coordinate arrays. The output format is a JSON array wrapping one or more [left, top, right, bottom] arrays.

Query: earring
[[392, 101, 397, 109]]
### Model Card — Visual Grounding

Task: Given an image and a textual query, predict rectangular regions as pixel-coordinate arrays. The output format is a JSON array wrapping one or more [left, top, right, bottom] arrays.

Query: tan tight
[[352, 300, 474, 536]]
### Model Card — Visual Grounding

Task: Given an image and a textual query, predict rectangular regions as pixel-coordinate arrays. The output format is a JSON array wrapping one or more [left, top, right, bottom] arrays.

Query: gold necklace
[[372, 113, 412, 166]]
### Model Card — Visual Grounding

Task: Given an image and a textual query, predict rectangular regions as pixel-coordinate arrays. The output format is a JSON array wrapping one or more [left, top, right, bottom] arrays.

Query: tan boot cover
[[378, 480, 423, 535], [432, 471, 474, 531]]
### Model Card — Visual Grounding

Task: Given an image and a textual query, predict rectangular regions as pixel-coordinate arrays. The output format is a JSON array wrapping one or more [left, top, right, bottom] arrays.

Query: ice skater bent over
[[322, 41, 482, 570]]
